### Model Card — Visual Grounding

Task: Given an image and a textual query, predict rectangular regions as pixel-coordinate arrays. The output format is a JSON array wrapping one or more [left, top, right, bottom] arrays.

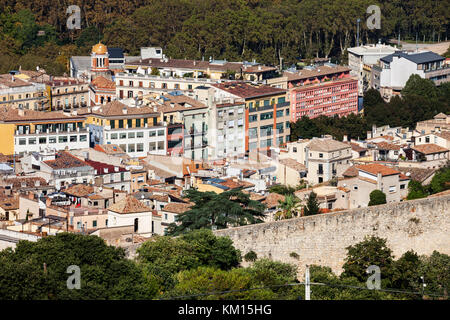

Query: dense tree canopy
[[166, 188, 266, 236], [0, 233, 158, 299], [368, 190, 387, 206], [0, 1, 448, 74]]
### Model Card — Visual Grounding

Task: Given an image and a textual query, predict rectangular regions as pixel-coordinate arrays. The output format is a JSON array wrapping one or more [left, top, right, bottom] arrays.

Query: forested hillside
[[0, 0, 448, 75]]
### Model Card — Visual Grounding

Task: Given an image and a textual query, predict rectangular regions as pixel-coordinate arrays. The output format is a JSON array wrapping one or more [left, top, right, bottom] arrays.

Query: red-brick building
[[289, 77, 358, 121]]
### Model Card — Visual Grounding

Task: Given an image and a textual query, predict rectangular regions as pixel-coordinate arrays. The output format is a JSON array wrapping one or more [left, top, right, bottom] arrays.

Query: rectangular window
[[128, 132, 135, 139], [389, 186, 396, 193], [19, 138, 27, 145], [28, 138, 36, 145], [260, 112, 273, 120], [149, 131, 156, 137], [158, 129, 165, 136], [39, 137, 47, 144], [149, 142, 156, 151], [59, 136, 68, 143], [118, 120, 124, 128], [111, 133, 118, 140], [110, 120, 115, 129], [128, 144, 135, 153], [49, 137, 57, 144], [277, 97, 286, 104], [249, 114, 258, 122], [137, 132, 144, 138], [137, 143, 144, 152], [276, 110, 284, 118], [127, 119, 133, 128], [157, 141, 164, 150], [136, 119, 141, 127], [120, 133, 127, 139], [70, 135, 77, 142], [80, 135, 87, 142], [93, 220, 97, 227]]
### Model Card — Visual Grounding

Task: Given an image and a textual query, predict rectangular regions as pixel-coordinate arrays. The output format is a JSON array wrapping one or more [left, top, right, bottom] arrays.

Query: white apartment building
[[347, 43, 397, 95], [15, 126, 90, 155], [373, 51, 449, 100], [104, 124, 166, 158]]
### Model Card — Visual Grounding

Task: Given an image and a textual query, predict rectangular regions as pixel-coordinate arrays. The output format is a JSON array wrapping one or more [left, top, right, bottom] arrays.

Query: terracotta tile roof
[[108, 195, 152, 214], [356, 163, 400, 176], [399, 173, 411, 181], [150, 94, 208, 114], [63, 184, 94, 197], [242, 65, 277, 73], [412, 144, 449, 155], [0, 108, 85, 123], [283, 65, 351, 82], [128, 57, 244, 73], [398, 167, 436, 183], [343, 166, 358, 177], [262, 193, 285, 208], [93, 144, 126, 155], [308, 138, 351, 152], [212, 81, 286, 99], [376, 141, 401, 151], [44, 152, 89, 169], [1, 177, 48, 188], [0, 74, 32, 88], [148, 194, 169, 202], [87, 194, 106, 200], [279, 158, 307, 171], [161, 202, 192, 214], [78, 100, 158, 117], [90, 76, 116, 90], [337, 186, 350, 193], [348, 142, 367, 152], [242, 190, 266, 201], [435, 131, 450, 141], [0, 195, 19, 210]]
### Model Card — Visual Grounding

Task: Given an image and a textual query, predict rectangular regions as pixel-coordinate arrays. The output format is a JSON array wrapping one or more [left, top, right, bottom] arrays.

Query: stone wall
[[214, 195, 450, 275]]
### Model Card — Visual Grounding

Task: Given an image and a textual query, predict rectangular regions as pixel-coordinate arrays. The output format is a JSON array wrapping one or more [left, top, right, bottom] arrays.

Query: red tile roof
[[85, 159, 127, 175], [44, 152, 90, 169], [412, 144, 449, 155], [108, 195, 152, 214], [356, 163, 400, 176], [212, 81, 286, 99]]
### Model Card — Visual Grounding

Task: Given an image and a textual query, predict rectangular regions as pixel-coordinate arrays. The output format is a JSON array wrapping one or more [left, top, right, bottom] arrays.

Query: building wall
[[214, 195, 450, 275], [290, 78, 358, 122]]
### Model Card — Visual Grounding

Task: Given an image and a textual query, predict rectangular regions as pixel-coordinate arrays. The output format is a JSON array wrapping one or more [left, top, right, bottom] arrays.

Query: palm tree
[[275, 194, 301, 220]]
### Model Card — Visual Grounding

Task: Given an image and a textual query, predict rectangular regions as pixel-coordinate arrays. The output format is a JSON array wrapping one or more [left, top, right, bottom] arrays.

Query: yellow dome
[[92, 42, 108, 55]]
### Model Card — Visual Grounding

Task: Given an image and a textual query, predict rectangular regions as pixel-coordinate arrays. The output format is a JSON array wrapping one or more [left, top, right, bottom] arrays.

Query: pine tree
[[303, 191, 320, 216]]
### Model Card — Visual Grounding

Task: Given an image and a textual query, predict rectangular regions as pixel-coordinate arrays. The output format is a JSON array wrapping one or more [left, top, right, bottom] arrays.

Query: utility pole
[[356, 19, 361, 47], [305, 265, 311, 300], [420, 276, 426, 299]]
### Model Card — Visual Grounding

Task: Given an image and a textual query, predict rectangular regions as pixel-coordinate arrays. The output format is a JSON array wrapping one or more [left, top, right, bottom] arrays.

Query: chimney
[[122, 107, 127, 114], [343, 135, 348, 142], [170, 102, 175, 108]]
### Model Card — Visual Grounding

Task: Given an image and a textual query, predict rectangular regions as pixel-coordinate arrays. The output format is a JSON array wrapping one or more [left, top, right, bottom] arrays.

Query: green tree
[[407, 180, 429, 200], [341, 236, 395, 286], [368, 190, 387, 206], [402, 74, 438, 100], [429, 164, 450, 194], [303, 191, 320, 216], [0, 233, 157, 299], [166, 189, 265, 236], [274, 194, 301, 220]]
